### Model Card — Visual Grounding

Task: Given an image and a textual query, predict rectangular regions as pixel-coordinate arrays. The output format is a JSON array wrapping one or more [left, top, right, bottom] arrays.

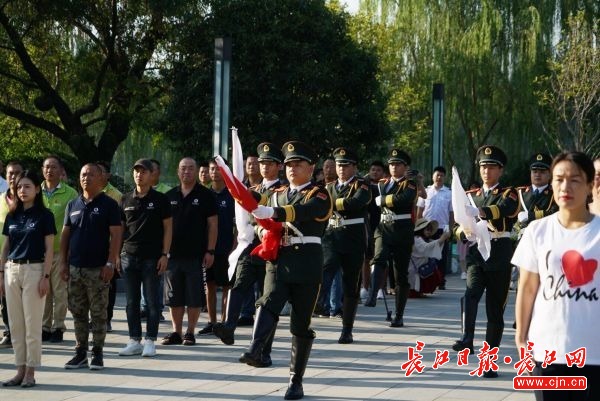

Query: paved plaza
[[0, 273, 532, 400]]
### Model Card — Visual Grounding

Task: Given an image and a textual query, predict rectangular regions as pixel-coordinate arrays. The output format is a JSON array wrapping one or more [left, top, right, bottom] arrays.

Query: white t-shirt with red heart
[[512, 213, 600, 365]]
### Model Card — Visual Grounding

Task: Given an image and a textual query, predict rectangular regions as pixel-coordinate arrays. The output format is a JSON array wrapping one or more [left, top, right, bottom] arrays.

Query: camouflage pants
[[68, 266, 109, 350]]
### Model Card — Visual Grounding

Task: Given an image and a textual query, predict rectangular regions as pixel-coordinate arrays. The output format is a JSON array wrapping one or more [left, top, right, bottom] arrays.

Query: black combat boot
[[338, 297, 358, 344], [284, 335, 314, 400], [239, 307, 277, 367], [257, 323, 278, 367], [213, 288, 245, 345], [390, 284, 409, 327], [452, 296, 476, 353]]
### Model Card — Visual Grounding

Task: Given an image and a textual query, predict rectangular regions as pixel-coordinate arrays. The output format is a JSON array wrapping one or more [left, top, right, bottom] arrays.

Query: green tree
[[163, 0, 388, 162], [0, 0, 195, 164], [535, 12, 600, 157]]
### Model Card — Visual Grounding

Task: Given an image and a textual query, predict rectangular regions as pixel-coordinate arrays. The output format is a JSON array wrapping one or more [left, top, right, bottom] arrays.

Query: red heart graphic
[[561, 250, 598, 288]]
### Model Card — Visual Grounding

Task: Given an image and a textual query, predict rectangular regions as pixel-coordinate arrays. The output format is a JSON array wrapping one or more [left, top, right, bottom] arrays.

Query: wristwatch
[[161, 252, 171, 259], [206, 249, 215, 255], [106, 262, 114, 269]]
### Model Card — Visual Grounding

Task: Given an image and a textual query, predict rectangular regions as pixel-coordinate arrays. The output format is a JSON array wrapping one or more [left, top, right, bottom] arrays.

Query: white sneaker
[[359, 288, 368, 300], [142, 339, 156, 357], [461, 272, 467, 280], [377, 289, 384, 299], [119, 339, 143, 356]]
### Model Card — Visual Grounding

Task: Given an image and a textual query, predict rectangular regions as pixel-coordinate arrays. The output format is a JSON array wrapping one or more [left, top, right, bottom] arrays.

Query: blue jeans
[[140, 274, 164, 312], [329, 270, 343, 314], [121, 254, 160, 340]]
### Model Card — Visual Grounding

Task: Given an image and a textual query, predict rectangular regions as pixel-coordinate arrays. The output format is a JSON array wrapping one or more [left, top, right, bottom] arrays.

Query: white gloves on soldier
[[518, 211, 529, 223], [465, 205, 480, 218], [252, 205, 275, 219], [375, 196, 382, 206]]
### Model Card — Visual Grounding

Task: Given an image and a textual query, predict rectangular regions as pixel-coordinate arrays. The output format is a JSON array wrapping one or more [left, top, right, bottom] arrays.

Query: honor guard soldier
[[364, 148, 418, 329], [516, 153, 558, 228], [452, 145, 519, 378], [240, 141, 332, 400], [213, 143, 284, 360], [322, 147, 371, 344]]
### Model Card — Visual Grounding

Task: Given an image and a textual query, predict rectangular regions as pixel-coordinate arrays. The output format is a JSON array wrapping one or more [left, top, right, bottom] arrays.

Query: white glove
[[252, 205, 275, 219], [465, 205, 480, 218], [375, 196, 382, 206], [518, 211, 529, 223]]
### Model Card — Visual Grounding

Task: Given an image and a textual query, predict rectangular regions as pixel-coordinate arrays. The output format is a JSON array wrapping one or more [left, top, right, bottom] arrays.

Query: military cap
[[132, 158, 154, 172], [529, 152, 552, 170], [387, 148, 411, 165], [476, 145, 507, 167], [282, 141, 317, 164], [257, 142, 283, 163], [332, 147, 358, 165]]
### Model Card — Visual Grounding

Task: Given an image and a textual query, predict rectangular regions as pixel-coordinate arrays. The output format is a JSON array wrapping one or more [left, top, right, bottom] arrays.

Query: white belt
[[281, 236, 322, 246], [380, 213, 411, 223], [328, 217, 364, 228], [490, 231, 511, 239]]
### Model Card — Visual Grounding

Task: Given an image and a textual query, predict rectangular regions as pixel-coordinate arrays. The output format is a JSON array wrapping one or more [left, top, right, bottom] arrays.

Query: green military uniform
[[453, 145, 519, 377], [214, 142, 284, 359], [321, 147, 371, 344], [364, 148, 418, 329], [41, 181, 79, 337], [517, 153, 557, 229], [240, 141, 332, 401]]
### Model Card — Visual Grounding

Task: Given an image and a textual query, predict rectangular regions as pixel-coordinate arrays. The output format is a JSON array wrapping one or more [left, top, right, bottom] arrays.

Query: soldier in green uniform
[[452, 145, 519, 378], [516, 153, 558, 228], [364, 149, 418, 329], [321, 147, 371, 343], [213, 143, 284, 360], [240, 141, 332, 400]]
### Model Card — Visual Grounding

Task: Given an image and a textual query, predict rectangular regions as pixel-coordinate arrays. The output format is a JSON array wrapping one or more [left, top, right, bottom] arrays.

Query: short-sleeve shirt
[[166, 183, 217, 258], [121, 188, 171, 258], [2, 205, 56, 260], [64, 193, 121, 268], [511, 214, 600, 365], [211, 187, 235, 256], [417, 185, 453, 227]]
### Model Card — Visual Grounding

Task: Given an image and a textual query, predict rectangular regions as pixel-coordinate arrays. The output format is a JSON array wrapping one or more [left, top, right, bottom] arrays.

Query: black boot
[[364, 265, 384, 307], [452, 296, 476, 353], [239, 307, 277, 367], [258, 323, 278, 367], [390, 284, 409, 327], [284, 335, 314, 400], [213, 288, 245, 345], [338, 297, 358, 344]]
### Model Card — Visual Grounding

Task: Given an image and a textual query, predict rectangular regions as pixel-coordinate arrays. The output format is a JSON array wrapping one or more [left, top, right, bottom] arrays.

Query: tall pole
[[213, 38, 232, 157], [432, 83, 444, 169]]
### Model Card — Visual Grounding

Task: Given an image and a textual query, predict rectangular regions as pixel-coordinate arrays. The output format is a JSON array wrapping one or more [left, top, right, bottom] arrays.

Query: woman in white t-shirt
[[512, 151, 599, 401]]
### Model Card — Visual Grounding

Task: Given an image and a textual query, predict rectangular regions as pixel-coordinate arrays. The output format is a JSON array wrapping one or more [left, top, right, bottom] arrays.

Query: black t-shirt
[[2, 205, 56, 260], [166, 183, 217, 258], [121, 188, 171, 258], [211, 187, 235, 256], [64, 193, 121, 268]]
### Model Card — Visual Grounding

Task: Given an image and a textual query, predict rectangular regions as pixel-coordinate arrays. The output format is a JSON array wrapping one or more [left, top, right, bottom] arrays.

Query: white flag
[[451, 166, 491, 261]]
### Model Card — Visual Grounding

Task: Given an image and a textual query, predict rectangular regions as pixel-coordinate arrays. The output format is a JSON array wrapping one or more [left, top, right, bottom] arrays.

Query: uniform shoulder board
[[515, 185, 528, 191], [465, 188, 480, 195], [272, 186, 288, 193], [378, 178, 388, 183], [502, 187, 518, 200], [250, 183, 261, 191]]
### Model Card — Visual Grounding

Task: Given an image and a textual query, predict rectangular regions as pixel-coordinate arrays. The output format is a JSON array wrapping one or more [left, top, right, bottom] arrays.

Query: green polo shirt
[[42, 181, 79, 252], [103, 182, 123, 202]]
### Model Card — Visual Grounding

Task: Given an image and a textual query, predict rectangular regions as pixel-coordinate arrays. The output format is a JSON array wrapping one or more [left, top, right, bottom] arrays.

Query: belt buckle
[[382, 214, 393, 223], [281, 234, 292, 247], [329, 217, 340, 229]]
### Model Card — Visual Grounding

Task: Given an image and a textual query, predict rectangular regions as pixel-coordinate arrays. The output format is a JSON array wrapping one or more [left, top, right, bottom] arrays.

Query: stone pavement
[[0, 273, 532, 400]]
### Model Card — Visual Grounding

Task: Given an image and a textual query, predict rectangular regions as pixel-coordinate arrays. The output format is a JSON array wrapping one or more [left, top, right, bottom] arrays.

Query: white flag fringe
[[451, 166, 491, 261], [223, 127, 255, 280]]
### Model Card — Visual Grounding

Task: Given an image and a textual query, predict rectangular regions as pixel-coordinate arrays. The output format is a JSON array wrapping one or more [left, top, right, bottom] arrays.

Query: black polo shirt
[[166, 183, 217, 258], [2, 205, 56, 260], [121, 188, 171, 258], [64, 192, 121, 268]]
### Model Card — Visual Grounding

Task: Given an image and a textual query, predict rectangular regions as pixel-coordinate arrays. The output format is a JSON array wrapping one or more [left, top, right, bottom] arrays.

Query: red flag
[[214, 156, 282, 261]]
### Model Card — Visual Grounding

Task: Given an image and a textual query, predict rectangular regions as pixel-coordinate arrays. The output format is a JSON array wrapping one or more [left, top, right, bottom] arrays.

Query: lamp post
[[213, 37, 232, 157], [431, 83, 444, 169]]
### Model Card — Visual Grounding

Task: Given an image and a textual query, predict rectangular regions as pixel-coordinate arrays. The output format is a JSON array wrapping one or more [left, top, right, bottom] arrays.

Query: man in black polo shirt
[[60, 163, 122, 370], [119, 159, 172, 358], [161, 157, 217, 346]]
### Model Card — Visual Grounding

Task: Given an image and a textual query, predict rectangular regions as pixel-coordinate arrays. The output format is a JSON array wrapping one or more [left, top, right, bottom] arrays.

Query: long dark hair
[[9, 170, 46, 215]]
